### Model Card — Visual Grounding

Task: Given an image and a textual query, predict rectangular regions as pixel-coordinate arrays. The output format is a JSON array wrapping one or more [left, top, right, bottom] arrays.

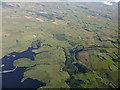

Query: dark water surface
[[1, 41, 47, 88], [2, 67, 46, 88]]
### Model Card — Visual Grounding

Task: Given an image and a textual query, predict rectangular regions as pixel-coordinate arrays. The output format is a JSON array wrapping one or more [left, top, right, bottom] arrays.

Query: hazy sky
[[1, 0, 120, 2]]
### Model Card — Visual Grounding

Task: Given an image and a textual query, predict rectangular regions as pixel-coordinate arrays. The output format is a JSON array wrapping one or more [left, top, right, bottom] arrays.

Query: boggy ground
[[1, 2, 119, 88]]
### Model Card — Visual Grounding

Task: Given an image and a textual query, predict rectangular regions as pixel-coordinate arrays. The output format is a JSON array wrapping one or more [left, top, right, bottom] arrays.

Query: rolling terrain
[[1, 2, 119, 88]]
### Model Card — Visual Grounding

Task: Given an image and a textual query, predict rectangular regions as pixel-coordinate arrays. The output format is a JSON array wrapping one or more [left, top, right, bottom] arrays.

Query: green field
[[2, 2, 120, 88]]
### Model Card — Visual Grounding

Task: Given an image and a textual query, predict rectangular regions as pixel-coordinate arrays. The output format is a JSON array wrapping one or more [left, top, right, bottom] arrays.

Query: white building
[[33, 35, 37, 38]]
